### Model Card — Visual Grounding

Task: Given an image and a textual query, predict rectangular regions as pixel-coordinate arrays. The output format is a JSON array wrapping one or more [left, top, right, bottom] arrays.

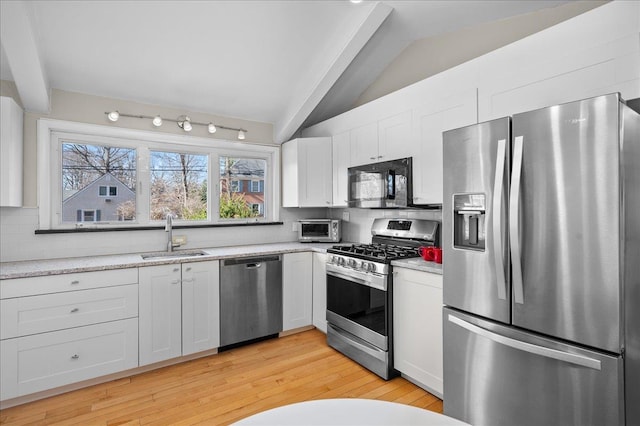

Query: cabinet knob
[[71, 354, 79, 360], [70, 280, 80, 285], [173, 268, 180, 272], [377, 156, 383, 159], [370, 157, 376, 160], [70, 308, 79, 313]]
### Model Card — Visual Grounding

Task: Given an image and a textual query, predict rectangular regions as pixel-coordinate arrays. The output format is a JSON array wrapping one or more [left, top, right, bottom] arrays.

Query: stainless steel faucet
[[165, 213, 180, 252]]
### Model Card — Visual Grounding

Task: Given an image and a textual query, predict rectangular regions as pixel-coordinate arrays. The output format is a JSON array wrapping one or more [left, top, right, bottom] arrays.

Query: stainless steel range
[[325, 218, 439, 380]]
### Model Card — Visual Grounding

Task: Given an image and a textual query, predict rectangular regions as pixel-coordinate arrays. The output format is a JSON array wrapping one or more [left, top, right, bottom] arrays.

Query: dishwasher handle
[[223, 255, 281, 266]]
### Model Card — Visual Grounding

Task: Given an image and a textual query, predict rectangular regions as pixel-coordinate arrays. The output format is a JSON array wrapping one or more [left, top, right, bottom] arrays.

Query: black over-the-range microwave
[[347, 157, 413, 208]]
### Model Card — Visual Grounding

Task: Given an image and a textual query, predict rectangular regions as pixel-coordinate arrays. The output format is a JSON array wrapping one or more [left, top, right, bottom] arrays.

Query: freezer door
[[510, 94, 621, 352], [443, 118, 510, 323], [443, 308, 623, 426]]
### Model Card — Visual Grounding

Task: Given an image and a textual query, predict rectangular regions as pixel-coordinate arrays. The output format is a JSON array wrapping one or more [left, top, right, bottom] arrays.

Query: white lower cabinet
[[282, 252, 313, 331], [393, 267, 443, 396], [181, 261, 220, 356], [312, 252, 327, 333], [139, 260, 220, 366], [0, 268, 140, 401], [0, 319, 138, 400]]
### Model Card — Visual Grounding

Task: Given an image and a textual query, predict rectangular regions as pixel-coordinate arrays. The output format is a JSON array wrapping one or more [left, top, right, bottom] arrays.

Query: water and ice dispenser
[[453, 194, 486, 251]]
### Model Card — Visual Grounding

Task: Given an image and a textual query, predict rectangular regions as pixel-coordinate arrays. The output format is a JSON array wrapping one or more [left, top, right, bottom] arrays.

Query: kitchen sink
[[141, 250, 208, 260]]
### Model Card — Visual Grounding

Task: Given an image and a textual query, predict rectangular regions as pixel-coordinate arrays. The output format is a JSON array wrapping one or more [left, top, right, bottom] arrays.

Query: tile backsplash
[[328, 208, 442, 244]]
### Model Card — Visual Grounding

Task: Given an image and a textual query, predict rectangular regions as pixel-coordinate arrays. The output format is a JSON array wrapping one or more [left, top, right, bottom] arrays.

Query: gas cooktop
[[328, 243, 420, 262]]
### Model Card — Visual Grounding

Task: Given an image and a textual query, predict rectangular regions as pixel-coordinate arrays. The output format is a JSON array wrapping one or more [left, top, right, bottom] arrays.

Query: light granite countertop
[[0, 242, 343, 280], [0, 242, 443, 280], [391, 258, 443, 275]]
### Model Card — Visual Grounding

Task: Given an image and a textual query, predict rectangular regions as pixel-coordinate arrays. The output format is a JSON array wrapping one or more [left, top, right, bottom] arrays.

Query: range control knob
[[338, 257, 346, 266], [368, 263, 376, 273], [347, 259, 357, 268], [360, 261, 369, 271]]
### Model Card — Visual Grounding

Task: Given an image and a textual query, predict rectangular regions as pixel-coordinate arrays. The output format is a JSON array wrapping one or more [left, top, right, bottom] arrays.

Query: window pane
[[62, 143, 136, 222], [150, 151, 208, 221], [109, 186, 118, 196], [219, 157, 266, 219]]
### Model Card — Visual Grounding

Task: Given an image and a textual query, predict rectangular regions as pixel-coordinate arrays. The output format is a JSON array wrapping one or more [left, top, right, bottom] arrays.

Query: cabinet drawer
[[0, 318, 138, 400], [394, 268, 442, 289], [1, 268, 138, 299], [1, 284, 138, 340]]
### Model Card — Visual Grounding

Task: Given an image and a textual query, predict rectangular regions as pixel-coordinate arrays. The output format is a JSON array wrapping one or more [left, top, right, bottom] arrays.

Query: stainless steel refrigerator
[[442, 93, 640, 426]]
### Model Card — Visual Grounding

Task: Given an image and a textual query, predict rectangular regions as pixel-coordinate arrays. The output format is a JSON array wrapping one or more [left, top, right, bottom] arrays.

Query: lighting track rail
[[104, 111, 247, 140]]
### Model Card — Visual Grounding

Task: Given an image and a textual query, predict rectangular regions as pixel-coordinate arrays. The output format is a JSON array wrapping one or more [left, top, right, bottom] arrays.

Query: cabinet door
[[393, 268, 443, 396], [0, 96, 23, 207], [349, 122, 378, 167], [412, 89, 477, 204], [282, 252, 313, 331], [332, 131, 350, 207], [312, 253, 327, 333], [281, 139, 299, 207], [299, 138, 332, 207], [377, 111, 412, 162], [182, 261, 220, 356], [139, 264, 182, 365]]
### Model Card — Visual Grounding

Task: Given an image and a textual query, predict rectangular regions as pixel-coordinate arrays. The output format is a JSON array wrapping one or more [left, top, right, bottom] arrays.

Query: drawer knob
[[70, 308, 79, 313], [71, 354, 79, 360], [70, 280, 80, 285]]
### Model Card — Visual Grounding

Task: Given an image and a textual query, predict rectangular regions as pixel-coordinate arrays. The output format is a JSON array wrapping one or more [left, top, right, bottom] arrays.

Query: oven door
[[326, 265, 388, 350]]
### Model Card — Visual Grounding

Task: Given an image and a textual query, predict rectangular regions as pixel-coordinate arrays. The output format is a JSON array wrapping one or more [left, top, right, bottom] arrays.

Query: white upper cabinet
[[411, 88, 477, 205], [349, 122, 378, 167], [282, 137, 332, 208], [0, 97, 23, 207], [332, 131, 351, 207], [377, 110, 413, 161]]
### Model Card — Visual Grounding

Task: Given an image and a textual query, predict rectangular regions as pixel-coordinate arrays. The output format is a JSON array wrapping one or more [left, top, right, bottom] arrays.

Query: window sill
[[35, 221, 284, 234]]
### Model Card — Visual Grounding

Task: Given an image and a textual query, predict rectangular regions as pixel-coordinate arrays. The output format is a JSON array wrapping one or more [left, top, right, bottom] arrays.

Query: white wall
[[0, 85, 332, 263], [0, 206, 327, 262], [354, 1, 607, 107], [330, 208, 442, 245]]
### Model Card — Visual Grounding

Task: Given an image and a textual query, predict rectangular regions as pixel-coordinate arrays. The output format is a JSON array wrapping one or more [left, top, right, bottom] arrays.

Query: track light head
[[107, 111, 120, 122], [152, 115, 163, 127]]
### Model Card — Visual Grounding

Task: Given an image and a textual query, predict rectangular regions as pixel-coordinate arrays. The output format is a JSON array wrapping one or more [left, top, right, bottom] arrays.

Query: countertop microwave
[[298, 219, 341, 243]]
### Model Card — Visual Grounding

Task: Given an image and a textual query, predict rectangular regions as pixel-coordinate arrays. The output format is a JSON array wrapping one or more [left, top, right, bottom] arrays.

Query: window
[[61, 142, 136, 224], [40, 120, 279, 229], [219, 157, 267, 219], [230, 180, 241, 193], [150, 151, 208, 221], [78, 209, 100, 222], [99, 186, 118, 197]]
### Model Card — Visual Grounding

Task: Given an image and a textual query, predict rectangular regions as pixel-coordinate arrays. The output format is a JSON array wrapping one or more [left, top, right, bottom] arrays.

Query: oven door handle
[[326, 264, 387, 291]]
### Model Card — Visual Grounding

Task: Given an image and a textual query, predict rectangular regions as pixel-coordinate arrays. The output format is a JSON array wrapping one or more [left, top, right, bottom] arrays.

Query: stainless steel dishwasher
[[219, 255, 283, 347]]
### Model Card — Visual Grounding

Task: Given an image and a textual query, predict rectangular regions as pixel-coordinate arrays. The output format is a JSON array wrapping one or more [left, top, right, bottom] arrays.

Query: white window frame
[[229, 180, 241, 193], [37, 119, 280, 230], [250, 180, 261, 193]]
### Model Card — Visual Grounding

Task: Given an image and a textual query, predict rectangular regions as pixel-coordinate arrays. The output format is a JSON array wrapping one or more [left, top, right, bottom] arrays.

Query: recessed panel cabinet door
[[139, 264, 182, 365], [181, 260, 220, 355], [412, 88, 477, 204]]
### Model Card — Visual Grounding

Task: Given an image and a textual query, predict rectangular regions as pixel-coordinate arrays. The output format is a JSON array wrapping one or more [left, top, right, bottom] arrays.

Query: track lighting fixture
[[104, 111, 248, 140], [177, 115, 193, 132]]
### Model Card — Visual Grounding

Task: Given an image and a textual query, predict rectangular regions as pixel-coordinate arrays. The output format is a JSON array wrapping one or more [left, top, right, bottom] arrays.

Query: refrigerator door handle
[[509, 135, 525, 304], [492, 138, 507, 300], [448, 314, 602, 370]]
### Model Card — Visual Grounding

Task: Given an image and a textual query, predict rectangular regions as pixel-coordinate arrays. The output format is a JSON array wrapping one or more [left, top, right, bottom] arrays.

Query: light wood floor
[[0, 329, 442, 425]]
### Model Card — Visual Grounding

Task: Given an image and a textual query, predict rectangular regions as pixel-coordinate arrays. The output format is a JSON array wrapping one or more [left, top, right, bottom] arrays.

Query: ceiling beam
[[0, 0, 50, 113], [275, 2, 393, 143]]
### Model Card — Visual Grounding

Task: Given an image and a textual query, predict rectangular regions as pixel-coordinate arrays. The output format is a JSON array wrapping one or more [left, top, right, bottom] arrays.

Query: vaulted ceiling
[[1, 1, 572, 142]]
